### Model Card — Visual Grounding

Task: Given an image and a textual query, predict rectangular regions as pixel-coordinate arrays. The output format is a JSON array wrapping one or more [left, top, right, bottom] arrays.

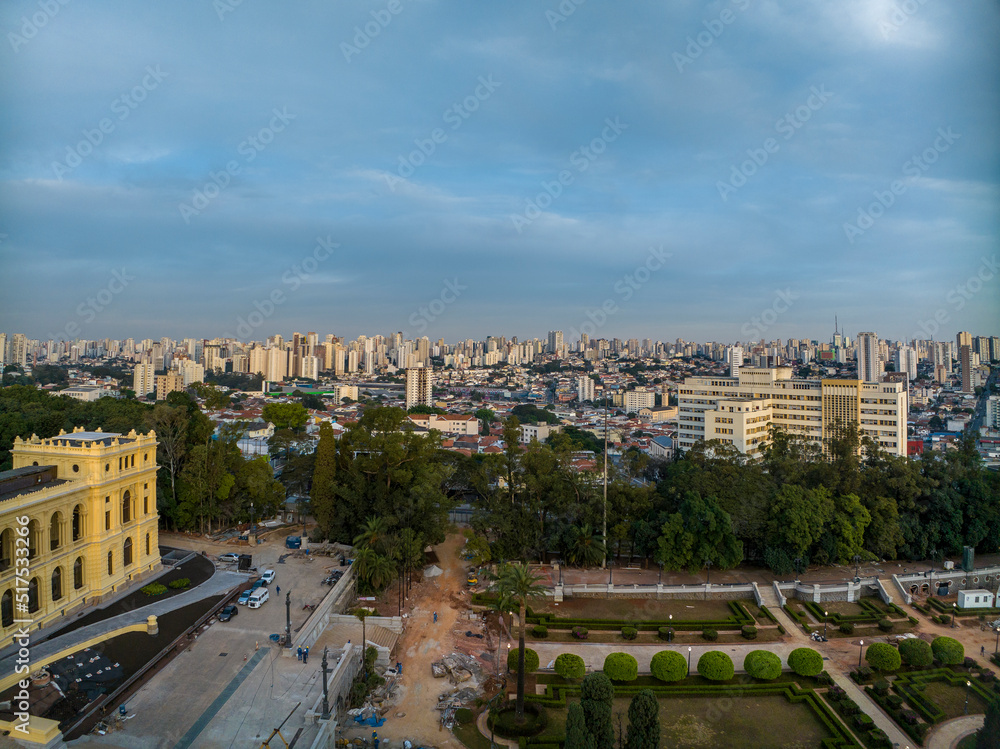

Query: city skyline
[[1, 1, 998, 342]]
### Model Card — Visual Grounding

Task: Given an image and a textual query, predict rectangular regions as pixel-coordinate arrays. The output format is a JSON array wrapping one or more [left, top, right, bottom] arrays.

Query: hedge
[[168, 578, 191, 589], [865, 642, 901, 672], [931, 636, 964, 666], [554, 653, 586, 681], [697, 651, 734, 682], [650, 650, 687, 683], [657, 627, 674, 642], [141, 583, 168, 596], [741, 625, 757, 640], [744, 650, 782, 681], [788, 648, 824, 677], [927, 596, 1000, 617], [532, 625, 548, 638], [508, 648, 540, 673], [702, 628, 718, 641], [890, 668, 994, 726], [603, 652, 638, 682], [898, 638, 933, 668], [803, 598, 905, 625], [621, 626, 638, 641]]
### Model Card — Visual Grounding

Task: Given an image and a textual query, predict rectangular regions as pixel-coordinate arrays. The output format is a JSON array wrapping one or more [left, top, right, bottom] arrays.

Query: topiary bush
[[488, 701, 547, 738], [650, 650, 687, 683], [741, 625, 757, 640], [866, 642, 901, 672], [603, 652, 638, 682], [931, 636, 964, 665], [817, 671, 834, 686], [531, 625, 548, 638], [788, 647, 824, 677], [839, 622, 855, 635], [621, 626, 638, 641], [507, 648, 540, 673], [141, 583, 168, 596], [658, 626, 674, 642], [572, 626, 589, 640], [702, 628, 718, 641], [743, 650, 782, 681], [899, 638, 933, 668], [877, 618, 893, 632], [697, 651, 734, 682], [554, 653, 586, 681]]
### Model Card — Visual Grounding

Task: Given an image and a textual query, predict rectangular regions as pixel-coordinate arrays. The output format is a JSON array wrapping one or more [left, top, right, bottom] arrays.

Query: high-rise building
[[10, 333, 28, 368], [405, 365, 432, 409], [133, 362, 155, 398], [895, 346, 918, 381], [729, 346, 743, 378], [956, 331, 972, 352], [266, 346, 288, 383], [856, 332, 881, 383], [155, 371, 185, 401], [960, 345, 974, 393], [300, 355, 319, 381], [577, 376, 595, 402], [547, 330, 563, 356]]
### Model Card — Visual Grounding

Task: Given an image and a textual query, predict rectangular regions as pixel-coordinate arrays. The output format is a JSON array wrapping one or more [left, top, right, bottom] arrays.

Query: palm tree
[[568, 524, 606, 568], [493, 562, 547, 721], [354, 516, 389, 550], [484, 588, 517, 682], [352, 607, 373, 677], [367, 554, 396, 591], [352, 547, 377, 585]]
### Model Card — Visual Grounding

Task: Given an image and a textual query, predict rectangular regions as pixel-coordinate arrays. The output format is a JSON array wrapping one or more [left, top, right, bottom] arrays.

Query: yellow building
[[0, 428, 161, 642]]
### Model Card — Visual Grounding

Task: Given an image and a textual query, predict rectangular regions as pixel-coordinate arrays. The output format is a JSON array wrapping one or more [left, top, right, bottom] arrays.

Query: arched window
[[51, 567, 63, 601], [0, 529, 12, 572], [107, 551, 113, 576], [27, 578, 39, 614], [74, 557, 84, 590], [123, 537, 133, 567], [49, 511, 62, 551], [145, 533, 150, 556], [27, 519, 40, 560], [1, 590, 12, 628], [122, 491, 131, 524], [72, 504, 85, 541]]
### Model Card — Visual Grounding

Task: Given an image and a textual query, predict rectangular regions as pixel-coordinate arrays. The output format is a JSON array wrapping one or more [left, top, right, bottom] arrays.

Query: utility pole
[[602, 389, 608, 570]]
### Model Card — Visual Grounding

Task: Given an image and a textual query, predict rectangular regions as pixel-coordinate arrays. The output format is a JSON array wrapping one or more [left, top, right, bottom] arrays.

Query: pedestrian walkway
[[926, 715, 985, 749], [827, 671, 910, 748], [475, 707, 517, 748]]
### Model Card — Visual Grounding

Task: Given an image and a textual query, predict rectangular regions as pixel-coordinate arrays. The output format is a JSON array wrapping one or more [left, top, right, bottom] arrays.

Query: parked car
[[218, 553, 240, 564], [218, 605, 238, 622], [238, 589, 252, 605], [250, 580, 265, 591], [261, 569, 276, 585]]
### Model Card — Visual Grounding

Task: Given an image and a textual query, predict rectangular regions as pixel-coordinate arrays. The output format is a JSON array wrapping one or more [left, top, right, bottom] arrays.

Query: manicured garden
[[783, 597, 914, 638]]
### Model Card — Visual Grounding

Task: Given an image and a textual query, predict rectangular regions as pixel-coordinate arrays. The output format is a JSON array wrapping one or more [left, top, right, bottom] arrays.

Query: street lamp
[[824, 611, 828, 639], [994, 626, 1000, 656], [859, 640, 864, 669], [285, 591, 292, 648], [320, 647, 330, 720], [952, 603, 957, 628], [965, 680, 971, 714], [853, 554, 861, 581], [658, 562, 663, 585], [688, 646, 692, 673]]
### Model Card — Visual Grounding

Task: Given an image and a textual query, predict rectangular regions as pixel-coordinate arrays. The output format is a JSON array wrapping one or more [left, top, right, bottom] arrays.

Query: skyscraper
[[405, 365, 432, 409], [547, 330, 563, 356], [960, 345, 973, 393], [856, 332, 881, 383]]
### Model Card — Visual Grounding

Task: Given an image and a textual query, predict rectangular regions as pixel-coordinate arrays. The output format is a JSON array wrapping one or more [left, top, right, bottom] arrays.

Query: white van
[[248, 588, 269, 609]]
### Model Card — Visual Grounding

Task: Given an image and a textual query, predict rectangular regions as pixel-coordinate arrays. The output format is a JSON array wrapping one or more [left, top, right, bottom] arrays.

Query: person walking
[[433, 611, 438, 623], [276, 585, 280, 596]]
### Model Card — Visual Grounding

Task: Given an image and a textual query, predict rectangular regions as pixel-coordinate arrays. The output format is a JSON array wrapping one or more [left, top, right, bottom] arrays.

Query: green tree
[[865, 642, 901, 672], [567, 524, 606, 567], [555, 653, 586, 681], [145, 404, 189, 528], [354, 516, 390, 551], [603, 652, 638, 682], [931, 636, 964, 665], [654, 492, 743, 573], [976, 698, 1000, 749], [262, 402, 309, 431], [744, 650, 782, 680], [581, 672, 615, 749], [650, 650, 687, 683], [625, 690, 659, 749], [564, 702, 592, 749], [697, 651, 734, 681], [311, 421, 337, 538], [787, 648, 824, 677], [898, 637, 933, 668], [492, 563, 546, 721]]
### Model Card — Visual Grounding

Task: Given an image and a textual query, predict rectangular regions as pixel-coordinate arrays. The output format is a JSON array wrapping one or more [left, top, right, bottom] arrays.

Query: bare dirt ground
[[340, 532, 497, 748]]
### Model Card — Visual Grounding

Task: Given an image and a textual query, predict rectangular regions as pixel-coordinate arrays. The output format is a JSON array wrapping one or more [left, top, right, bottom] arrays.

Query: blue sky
[[1, 0, 998, 345]]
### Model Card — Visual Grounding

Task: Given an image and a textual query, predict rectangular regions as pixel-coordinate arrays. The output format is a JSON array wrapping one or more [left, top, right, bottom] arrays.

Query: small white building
[[958, 589, 995, 609]]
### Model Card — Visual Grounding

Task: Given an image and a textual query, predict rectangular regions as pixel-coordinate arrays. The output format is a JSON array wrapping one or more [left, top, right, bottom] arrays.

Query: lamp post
[[952, 603, 957, 628], [859, 640, 864, 669], [965, 680, 971, 715], [658, 562, 663, 585], [285, 591, 292, 648], [853, 554, 861, 581], [688, 646, 692, 673], [824, 611, 828, 639], [320, 647, 330, 720], [506, 642, 510, 674], [994, 626, 1000, 655], [668, 614, 673, 641], [704, 560, 712, 601]]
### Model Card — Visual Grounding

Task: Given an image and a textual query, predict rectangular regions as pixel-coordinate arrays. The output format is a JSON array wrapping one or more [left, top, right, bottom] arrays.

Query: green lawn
[[531, 597, 743, 622], [921, 680, 989, 719]]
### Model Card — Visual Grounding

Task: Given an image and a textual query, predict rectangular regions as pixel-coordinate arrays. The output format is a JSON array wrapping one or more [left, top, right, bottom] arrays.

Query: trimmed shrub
[[702, 628, 718, 641], [743, 650, 782, 681], [621, 626, 638, 641], [658, 626, 675, 642], [141, 583, 168, 596], [898, 638, 933, 668], [963, 656, 977, 670], [531, 625, 548, 638], [741, 625, 757, 640], [840, 698, 859, 716], [603, 652, 638, 682], [697, 651, 734, 682], [554, 653, 586, 681], [817, 671, 834, 686], [872, 678, 890, 696], [931, 636, 964, 665], [868, 728, 889, 748], [827, 685, 846, 701], [788, 647, 824, 677], [454, 707, 474, 725], [572, 626, 589, 640], [488, 701, 547, 738], [877, 618, 893, 632], [507, 648, 539, 673], [886, 695, 903, 710], [854, 714, 874, 730], [650, 650, 687, 683], [855, 666, 874, 684], [866, 642, 901, 672], [168, 578, 191, 590], [839, 622, 855, 635]]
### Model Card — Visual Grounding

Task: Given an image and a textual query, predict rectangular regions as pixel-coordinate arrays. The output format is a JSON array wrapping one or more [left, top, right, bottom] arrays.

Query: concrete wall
[[553, 582, 756, 602], [290, 566, 357, 652]]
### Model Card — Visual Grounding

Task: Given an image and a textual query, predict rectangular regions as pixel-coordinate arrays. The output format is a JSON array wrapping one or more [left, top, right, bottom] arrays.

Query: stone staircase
[[321, 620, 399, 650]]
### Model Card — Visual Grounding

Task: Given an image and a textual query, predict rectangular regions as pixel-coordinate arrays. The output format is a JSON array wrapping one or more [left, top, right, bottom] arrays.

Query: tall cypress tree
[[564, 702, 592, 749], [310, 421, 337, 539], [977, 698, 1000, 749], [581, 672, 614, 749], [625, 690, 660, 749]]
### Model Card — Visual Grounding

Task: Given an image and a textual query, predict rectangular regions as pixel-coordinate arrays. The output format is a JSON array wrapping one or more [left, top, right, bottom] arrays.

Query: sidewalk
[[926, 715, 985, 749], [827, 671, 910, 748]]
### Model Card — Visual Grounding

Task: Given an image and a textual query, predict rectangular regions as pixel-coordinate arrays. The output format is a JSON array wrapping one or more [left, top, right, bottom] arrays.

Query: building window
[[122, 491, 132, 524], [105, 510, 111, 531], [144, 497, 149, 515], [73, 557, 84, 589], [123, 538, 133, 566], [72, 464, 79, 473], [1, 590, 12, 628], [51, 567, 63, 601], [27, 519, 39, 560], [119, 457, 123, 471], [107, 551, 113, 576], [27, 578, 39, 614], [105, 463, 110, 473], [131, 454, 135, 468], [0, 529, 12, 572], [49, 511, 62, 551], [145, 533, 150, 556], [72, 504, 84, 541]]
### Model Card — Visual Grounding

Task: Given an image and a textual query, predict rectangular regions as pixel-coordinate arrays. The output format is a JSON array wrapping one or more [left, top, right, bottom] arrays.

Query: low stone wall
[[778, 578, 886, 604], [893, 565, 1000, 603], [554, 582, 756, 602], [290, 566, 357, 653]]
